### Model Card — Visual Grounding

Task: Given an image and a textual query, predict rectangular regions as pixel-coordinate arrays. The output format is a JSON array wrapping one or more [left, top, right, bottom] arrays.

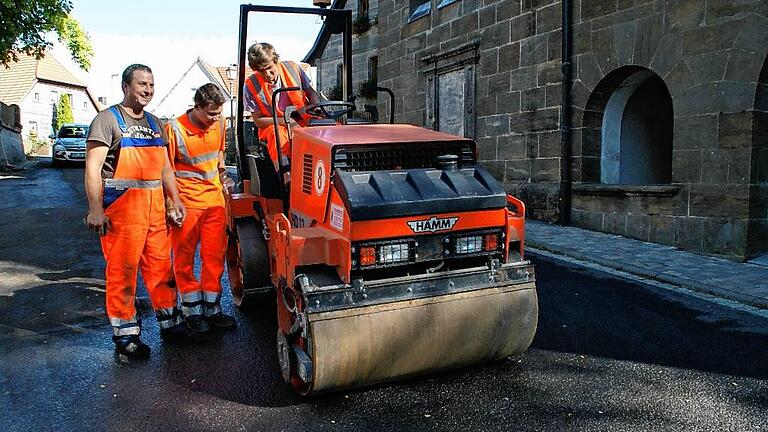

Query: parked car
[[51, 124, 89, 167]]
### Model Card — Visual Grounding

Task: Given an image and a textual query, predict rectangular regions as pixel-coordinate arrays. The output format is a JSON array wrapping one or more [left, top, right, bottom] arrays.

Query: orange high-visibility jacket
[[244, 61, 309, 124], [166, 112, 226, 209]]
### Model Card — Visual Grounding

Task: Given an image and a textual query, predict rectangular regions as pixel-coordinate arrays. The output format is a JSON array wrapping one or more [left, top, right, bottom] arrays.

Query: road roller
[[225, 4, 538, 395]]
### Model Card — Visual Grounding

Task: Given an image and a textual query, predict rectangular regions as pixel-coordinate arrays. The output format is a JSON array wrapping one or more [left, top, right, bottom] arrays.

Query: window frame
[[436, 0, 460, 9], [408, 0, 431, 23]]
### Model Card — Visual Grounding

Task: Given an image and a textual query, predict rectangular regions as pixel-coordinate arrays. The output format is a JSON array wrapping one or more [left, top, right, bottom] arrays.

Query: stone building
[[307, 0, 768, 261]]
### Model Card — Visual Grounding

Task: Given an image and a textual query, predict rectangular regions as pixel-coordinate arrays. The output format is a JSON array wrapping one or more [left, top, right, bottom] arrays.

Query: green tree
[[54, 94, 73, 131], [0, 0, 93, 71]]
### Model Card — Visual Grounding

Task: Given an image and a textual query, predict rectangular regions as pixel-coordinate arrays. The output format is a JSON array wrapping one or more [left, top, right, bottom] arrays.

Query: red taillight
[[483, 234, 498, 251], [360, 246, 376, 266]]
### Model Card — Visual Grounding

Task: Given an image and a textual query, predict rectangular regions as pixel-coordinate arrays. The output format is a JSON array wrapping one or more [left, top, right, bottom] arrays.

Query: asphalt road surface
[[1, 161, 767, 432]]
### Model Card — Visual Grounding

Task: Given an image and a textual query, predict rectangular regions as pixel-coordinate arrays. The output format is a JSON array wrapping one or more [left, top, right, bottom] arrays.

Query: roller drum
[[306, 281, 538, 393]]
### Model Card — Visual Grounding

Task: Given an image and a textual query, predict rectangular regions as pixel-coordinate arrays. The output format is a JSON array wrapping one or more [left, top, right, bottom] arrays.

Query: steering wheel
[[303, 101, 355, 120]]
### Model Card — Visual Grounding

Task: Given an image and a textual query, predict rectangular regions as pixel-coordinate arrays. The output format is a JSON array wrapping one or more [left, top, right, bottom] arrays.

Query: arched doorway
[[581, 67, 673, 185]]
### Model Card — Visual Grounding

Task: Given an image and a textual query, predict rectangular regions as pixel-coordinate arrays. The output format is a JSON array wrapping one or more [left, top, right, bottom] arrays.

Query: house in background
[[0, 53, 101, 155], [153, 57, 238, 123]]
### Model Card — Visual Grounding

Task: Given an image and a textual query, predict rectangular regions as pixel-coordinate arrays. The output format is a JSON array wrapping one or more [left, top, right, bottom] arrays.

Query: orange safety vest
[[244, 61, 308, 121], [167, 113, 226, 209]]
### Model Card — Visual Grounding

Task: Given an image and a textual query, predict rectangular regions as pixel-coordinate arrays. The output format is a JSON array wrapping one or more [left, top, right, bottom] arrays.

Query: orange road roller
[[226, 4, 538, 395]]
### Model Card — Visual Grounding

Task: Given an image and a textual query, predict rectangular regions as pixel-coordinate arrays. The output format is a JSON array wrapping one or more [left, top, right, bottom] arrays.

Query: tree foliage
[[54, 93, 73, 131], [0, 0, 93, 71]]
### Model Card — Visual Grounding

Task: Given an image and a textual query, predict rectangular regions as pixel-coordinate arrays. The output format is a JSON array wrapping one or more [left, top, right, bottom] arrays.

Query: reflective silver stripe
[[113, 325, 141, 336], [203, 290, 222, 317], [110, 316, 141, 336], [180, 291, 204, 317], [156, 307, 176, 316], [171, 121, 220, 165], [180, 291, 203, 302], [204, 304, 222, 317], [247, 75, 271, 114], [186, 151, 219, 165], [175, 169, 218, 180], [284, 61, 301, 85], [202, 291, 221, 303], [155, 307, 183, 329], [182, 304, 204, 317], [104, 179, 161, 190], [109, 316, 138, 327]]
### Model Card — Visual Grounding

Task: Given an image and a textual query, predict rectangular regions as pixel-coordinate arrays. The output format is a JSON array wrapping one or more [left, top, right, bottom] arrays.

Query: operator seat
[[244, 121, 284, 199]]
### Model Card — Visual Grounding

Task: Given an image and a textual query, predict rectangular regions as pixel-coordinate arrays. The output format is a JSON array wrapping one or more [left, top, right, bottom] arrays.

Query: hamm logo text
[[407, 217, 459, 233]]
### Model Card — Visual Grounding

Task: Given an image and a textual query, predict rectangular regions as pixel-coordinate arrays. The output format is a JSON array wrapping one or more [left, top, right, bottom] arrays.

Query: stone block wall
[[569, 0, 768, 259], [313, 0, 768, 259], [316, 0, 380, 103], [376, 0, 564, 221], [0, 102, 24, 164]]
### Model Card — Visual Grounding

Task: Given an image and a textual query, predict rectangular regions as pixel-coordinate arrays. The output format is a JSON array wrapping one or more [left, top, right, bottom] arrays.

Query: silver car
[[52, 124, 89, 167]]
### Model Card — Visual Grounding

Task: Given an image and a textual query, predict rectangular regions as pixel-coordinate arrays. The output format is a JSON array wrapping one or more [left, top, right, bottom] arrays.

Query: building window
[[436, 0, 459, 8], [358, 0, 369, 17], [34, 93, 40, 102], [98, 96, 106, 105], [83, 101, 88, 110], [50, 90, 58, 103], [368, 56, 378, 82], [28, 121, 38, 135], [409, 0, 430, 23]]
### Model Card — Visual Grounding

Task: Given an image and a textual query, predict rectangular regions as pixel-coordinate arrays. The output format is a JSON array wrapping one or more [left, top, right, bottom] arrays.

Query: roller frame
[[298, 259, 535, 313]]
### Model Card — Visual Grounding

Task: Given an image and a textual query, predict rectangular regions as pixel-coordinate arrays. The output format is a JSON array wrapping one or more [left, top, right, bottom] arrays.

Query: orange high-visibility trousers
[[171, 206, 227, 317], [100, 186, 179, 335], [259, 124, 290, 165]]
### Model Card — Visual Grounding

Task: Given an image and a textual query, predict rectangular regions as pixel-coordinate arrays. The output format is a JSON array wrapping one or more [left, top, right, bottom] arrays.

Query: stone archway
[[580, 66, 673, 185]]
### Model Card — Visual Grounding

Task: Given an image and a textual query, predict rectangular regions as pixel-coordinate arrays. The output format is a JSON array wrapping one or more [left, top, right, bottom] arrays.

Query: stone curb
[[526, 240, 768, 310]]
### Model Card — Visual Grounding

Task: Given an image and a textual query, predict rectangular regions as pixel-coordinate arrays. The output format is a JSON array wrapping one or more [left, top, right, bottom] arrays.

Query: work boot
[[205, 312, 236, 329], [160, 323, 205, 343], [186, 315, 210, 333], [113, 335, 150, 359]]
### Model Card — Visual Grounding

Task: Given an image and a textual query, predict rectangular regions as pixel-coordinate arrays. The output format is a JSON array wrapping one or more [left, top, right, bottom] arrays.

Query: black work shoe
[[160, 323, 205, 343], [205, 313, 236, 329], [113, 335, 150, 359], [186, 315, 210, 333]]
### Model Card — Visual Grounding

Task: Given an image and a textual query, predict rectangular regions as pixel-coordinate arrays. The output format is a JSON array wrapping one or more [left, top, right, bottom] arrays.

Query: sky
[[50, 0, 327, 108]]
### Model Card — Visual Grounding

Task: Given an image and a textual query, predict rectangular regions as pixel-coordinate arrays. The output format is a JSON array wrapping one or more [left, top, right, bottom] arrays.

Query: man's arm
[[299, 67, 322, 104], [161, 154, 185, 225], [84, 142, 108, 232]]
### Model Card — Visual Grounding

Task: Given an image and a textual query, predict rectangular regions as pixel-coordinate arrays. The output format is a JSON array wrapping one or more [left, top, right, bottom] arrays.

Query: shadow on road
[[529, 253, 768, 380]]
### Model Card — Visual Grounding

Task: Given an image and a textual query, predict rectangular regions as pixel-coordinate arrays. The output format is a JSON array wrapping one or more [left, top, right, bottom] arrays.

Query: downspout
[[559, 0, 573, 225]]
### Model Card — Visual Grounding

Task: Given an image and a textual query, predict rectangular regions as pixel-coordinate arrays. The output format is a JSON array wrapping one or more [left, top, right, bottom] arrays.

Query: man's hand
[[174, 198, 186, 224], [219, 169, 235, 192], [85, 209, 110, 236], [165, 197, 185, 227]]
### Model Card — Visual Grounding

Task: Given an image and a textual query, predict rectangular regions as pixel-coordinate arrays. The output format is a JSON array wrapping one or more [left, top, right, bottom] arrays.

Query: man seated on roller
[[242, 42, 322, 168]]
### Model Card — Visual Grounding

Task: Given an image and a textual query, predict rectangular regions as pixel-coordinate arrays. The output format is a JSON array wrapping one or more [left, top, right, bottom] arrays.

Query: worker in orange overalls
[[242, 42, 322, 167], [166, 83, 235, 333], [85, 64, 199, 360]]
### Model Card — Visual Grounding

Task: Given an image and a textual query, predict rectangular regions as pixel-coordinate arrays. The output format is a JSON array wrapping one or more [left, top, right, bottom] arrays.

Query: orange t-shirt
[[166, 112, 226, 209]]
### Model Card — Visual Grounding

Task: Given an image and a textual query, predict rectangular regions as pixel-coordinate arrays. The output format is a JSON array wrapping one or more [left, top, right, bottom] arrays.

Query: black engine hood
[[334, 165, 507, 221]]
